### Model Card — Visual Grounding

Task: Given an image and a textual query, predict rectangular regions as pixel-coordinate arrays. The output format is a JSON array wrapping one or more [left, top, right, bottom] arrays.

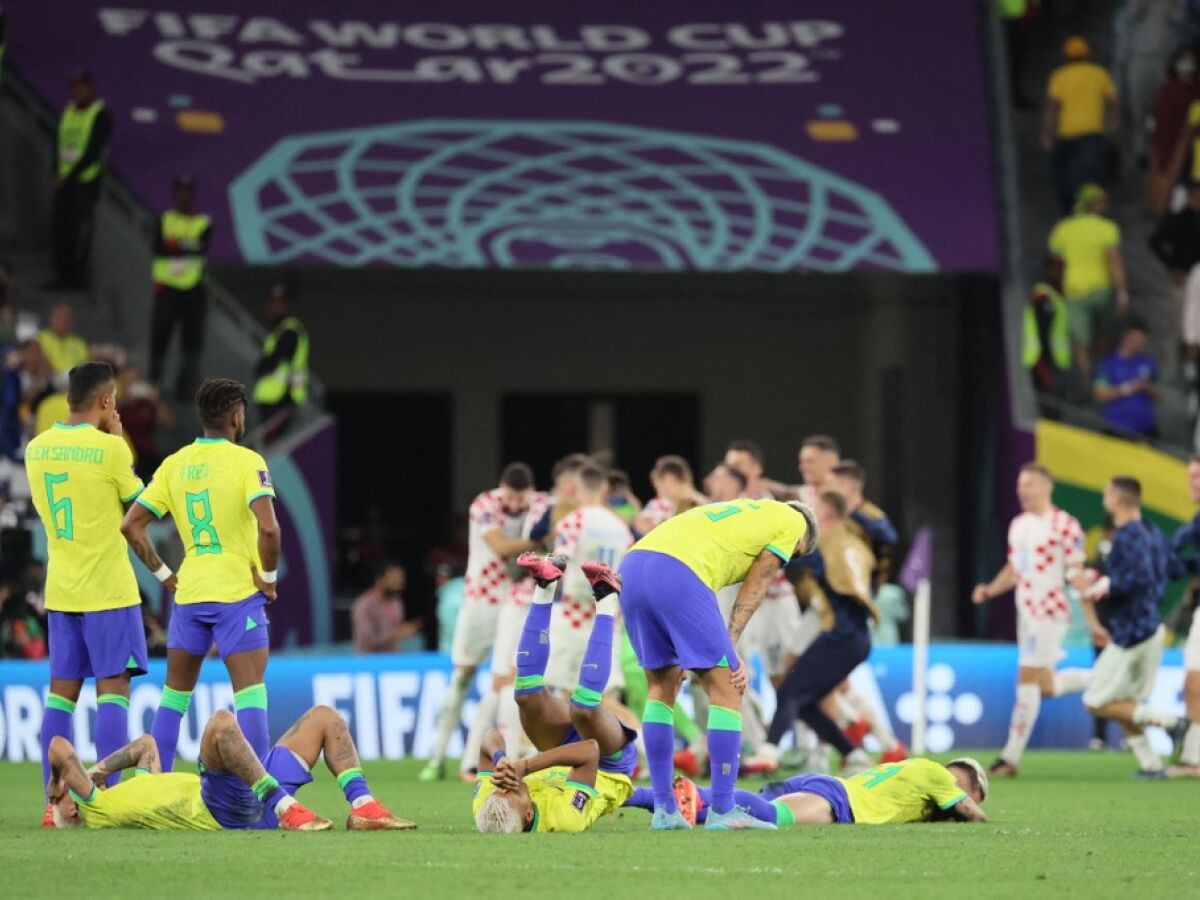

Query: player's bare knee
[[569, 702, 601, 731], [210, 708, 237, 733], [48, 735, 72, 759]]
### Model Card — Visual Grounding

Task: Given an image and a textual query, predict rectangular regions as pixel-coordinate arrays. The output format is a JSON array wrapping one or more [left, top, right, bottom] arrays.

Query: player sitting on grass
[[473, 553, 637, 834], [628, 757, 987, 827], [47, 704, 415, 831]]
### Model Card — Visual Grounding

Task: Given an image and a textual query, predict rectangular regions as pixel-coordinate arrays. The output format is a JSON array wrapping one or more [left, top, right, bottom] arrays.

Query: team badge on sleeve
[[258, 470, 273, 488]]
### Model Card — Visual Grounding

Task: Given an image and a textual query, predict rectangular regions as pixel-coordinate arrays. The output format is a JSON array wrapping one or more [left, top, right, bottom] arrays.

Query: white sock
[[1051, 668, 1091, 696], [496, 685, 531, 756], [532, 582, 556, 605], [741, 692, 766, 753], [596, 595, 618, 618], [809, 743, 831, 774], [1181, 723, 1200, 766], [1001, 683, 1041, 765], [1127, 733, 1162, 771], [351, 794, 374, 809], [846, 689, 896, 746], [460, 688, 500, 774], [429, 670, 472, 765], [1132, 704, 1179, 730], [274, 794, 297, 817]]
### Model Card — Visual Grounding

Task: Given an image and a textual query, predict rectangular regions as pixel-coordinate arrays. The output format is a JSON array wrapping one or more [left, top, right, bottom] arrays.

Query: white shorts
[[450, 600, 500, 668], [1016, 615, 1069, 669], [1185, 617, 1200, 672], [489, 599, 528, 677], [544, 599, 625, 693], [1083, 627, 1164, 708]]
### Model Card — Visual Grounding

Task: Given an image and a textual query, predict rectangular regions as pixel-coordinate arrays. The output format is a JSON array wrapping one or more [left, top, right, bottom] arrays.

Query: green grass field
[[1, 753, 1197, 899]]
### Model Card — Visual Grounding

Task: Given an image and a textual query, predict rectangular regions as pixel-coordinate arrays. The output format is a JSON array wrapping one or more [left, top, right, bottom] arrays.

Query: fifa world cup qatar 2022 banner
[[0, 645, 1185, 763], [6, 2, 999, 273]]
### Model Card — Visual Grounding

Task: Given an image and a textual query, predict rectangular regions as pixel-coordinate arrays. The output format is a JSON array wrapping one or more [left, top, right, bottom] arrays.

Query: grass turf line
[[0, 752, 1196, 899]]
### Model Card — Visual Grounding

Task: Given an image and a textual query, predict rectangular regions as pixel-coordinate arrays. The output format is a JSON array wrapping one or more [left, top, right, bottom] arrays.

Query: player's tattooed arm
[[47, 737, 95, 801], [727, 550, 783, 645], [90, 735, 161, 786]]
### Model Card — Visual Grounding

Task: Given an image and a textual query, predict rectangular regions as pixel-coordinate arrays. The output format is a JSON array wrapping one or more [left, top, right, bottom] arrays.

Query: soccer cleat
[[581, 560, 622, 597], [41, 802, 55, 828], [673, 748, 701, 777], [650, 805, 693, 830], [672, 775, 703, 827], [841, 748, 872, 775], [1167, 719, 1191, 762], [417, 762, 444, 782], [346, 800, 417, 831], [987, 759, 1018, 778], [705, 806, 778, 831], [1165, 763, 1200, 778], [1087, 737, 1106, 752], [1133, 768, 1167, 781], [843, 716, 869, 748], [517, 552, 568, 586], [278, 802, 334, 831], [740, 756, 779, 776], [880, 742, 909, 764]]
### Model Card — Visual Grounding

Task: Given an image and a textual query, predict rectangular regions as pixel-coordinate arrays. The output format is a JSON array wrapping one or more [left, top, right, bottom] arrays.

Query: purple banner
[[7, 2, 999, 273]]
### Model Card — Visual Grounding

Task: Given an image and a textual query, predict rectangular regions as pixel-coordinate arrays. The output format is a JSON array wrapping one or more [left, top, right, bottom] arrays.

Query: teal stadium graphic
[[230, 120, 935, 272]]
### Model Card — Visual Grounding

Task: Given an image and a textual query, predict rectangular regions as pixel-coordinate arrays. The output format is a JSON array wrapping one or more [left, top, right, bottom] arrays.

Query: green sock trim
[[159, 686, 192, 714], [570, 686, 602, 708], [46, 693, 77, 714], [251, 774, 279, 802], [337, 767, 364, 789], [97, 693, 130, 709], [707, 705, 743, 732], [514, 674, 545, 692], [234, 683, 268, 710], [643, 699, 675, 726], [772, 799, 796, 826], [134, 767, 151, 777]]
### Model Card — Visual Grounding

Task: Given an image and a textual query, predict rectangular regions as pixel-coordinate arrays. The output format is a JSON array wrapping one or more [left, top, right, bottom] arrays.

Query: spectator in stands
[[1094, 320, 1160, 438], [1043, 37, 1119, 213], [117, 363, 171, 481], [50, 71, 111, 289], [1149, 49, 1200, 214], [1024, 258, 1072, 397], [1180, 259, 1200, 419], [352, 560, 419, 654], [435, 560, 465, 655], [999, 0, 1036, 109], [1120, 0, 1187, 165], [150, 175, 212, 403], [36, 303, 87, 376], [252, 285, 308, 440], [0, 259, 16, 345], [1150, 181, 1200, 282], [1048, 184, 1129, 382], [15, 338, 52, 439]]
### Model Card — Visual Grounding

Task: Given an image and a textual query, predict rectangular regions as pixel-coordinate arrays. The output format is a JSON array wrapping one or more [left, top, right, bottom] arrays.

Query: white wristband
[[260, 570, 278, 584], [153, 564, 174, 583]]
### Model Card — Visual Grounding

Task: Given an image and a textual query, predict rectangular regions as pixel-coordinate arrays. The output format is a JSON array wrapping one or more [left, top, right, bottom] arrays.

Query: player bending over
[[628, 757, 987, 827], [473, 553, 637, 834], [47, 705, 414, 831]]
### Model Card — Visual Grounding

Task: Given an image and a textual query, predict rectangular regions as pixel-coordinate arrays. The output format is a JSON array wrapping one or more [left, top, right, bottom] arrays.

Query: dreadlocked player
[[122, 378, 282, 769]]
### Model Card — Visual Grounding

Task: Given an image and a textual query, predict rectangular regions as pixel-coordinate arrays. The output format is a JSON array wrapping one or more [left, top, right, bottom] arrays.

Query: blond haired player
[[973, 463, 1091, 776]]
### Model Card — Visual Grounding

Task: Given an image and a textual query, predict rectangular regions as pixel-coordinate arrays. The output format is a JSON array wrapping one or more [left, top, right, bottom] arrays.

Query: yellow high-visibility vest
[[57, 100, 105, 182], [152, 212, 211, 290], [1023, 283, 1071, 371], [253, 317, 309, 406]]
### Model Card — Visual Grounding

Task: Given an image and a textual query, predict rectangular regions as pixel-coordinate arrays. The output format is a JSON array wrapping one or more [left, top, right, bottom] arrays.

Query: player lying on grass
[[626, 757, 988, 827], [46, 704, 414, 831], [473, 553, 638, 834]]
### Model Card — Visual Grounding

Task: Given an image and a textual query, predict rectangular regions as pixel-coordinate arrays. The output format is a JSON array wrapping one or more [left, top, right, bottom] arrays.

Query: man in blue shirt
[[1093, 321, 1159, 437], [1167, 457, 1200, 777], [1079, 476, 1181, 777]]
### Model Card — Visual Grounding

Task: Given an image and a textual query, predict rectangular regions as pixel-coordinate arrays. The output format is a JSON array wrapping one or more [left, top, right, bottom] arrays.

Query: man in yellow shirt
[[36, 303, 89, 375], [662, 756, 988, 826], [1048, 183, 1129, 381], [1043, 36, 1118, 213], [25, 362, 146, 822], [619, 497, 817, 829], [121, 378, 280, 769], [46, 704, 415, 831]]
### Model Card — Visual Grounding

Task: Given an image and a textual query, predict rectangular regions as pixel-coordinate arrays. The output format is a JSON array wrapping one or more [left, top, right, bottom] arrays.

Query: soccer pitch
[[1, 753, 1196, 899]]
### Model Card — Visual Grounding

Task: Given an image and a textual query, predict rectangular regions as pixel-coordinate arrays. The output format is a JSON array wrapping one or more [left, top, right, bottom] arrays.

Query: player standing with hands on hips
[[122, 379, 281, 768]]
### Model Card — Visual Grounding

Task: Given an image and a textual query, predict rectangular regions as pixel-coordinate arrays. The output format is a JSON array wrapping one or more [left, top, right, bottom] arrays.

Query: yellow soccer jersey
[[25, 422, 144, 612], [137, 438, 275, 604], [473, 767, 633, 833], [632, 499, 808, 591], [74, 773, 221, 830], [840, 758, 967, 825]]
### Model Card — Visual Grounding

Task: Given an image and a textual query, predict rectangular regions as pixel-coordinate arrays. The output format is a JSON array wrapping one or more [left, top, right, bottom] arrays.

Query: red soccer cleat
[[843, 716, 869, 748], [673, 748, 700, 777], [880, 742, 909, 764], [346, 799, 417, 831], [517, 552, 567, 584], [581, 560, 621, 595], [42, 801, 55, 828], [278, 801, 333, 831], [672, 775, 704, 827], [740, 756, 779, 776]]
